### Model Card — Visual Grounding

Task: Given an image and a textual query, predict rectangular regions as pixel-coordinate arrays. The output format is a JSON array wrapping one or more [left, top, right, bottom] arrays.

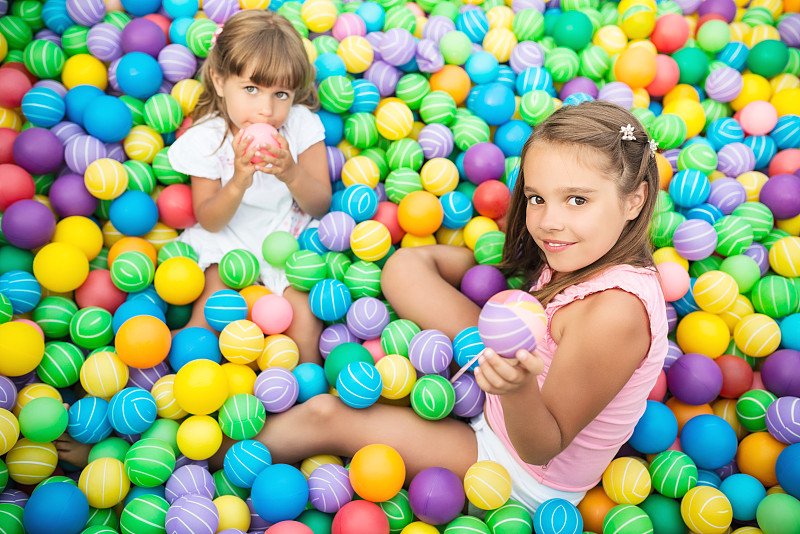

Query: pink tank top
[[483, 264, 668, 492]]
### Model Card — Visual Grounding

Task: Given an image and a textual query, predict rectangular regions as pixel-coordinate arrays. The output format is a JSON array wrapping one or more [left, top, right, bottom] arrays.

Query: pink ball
[[157, 183, 196, 229], [739, 100, 778, 136], [361, 337, 385, 362], [477, 289, 545, 358], [648, 369, 668, 402], [267, 522, 313, 534], [0, 65, 33, 108], [656, 262, 690, 302], [252, 294, 294, 335], [769, 148, 800, 177], [332, 13, 366, 41]]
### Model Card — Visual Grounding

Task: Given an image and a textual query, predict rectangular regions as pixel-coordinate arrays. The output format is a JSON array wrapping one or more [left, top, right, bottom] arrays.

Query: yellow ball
[[221, 363, 257, 396], [435, 226, 465, 247], [152, 374, 188, 420], [240, 0, 270, 7], [342, 155, 381, 188], [300, 0, 337, 32], [770, 74, 799, 95], [663, 84, 701, 107], [6, 438, 57, 485], [730, 73, 772, 112], [482, 27, 517, 63], [744, 24, 780, 47], [0, 322, 45, 377], [102, 219, 125, 249], [376, 101, 414, 141], [463, 216, 500, 250], [718, 293, 755, 333], [258, 333, 299, 370], [768, 237, 800, 278], [376, 354, 417, 400], [0, 33, 6, 62], [52, 216, 104, 260], [79, 457, 130, 509], [680, 486, 733, 534], [487, 6, 514, 30], [214, 495, 251, 532], [143, 222, 178, 251], [350, 220, 392, 262], [62, 54, 108, 90], [420, 157, 459, 196], [0, 106, 22, 131], [653, 247, 690, 270], [173, 359, 229, 415], [593, 25, 628, 55], [401, 522, 440, 534], [176, 414, 223, 460], [124, 125, 164, 164], [736, 171, 768, 201], [771, 88, 800, 116], [171, 78, 203, 117], [464, 460, 512, 510], [33, 242, 89, 293], [620, 5, 656, 40], [0, 408, 20, 456], [84, 158, 129, 200], [80, 350, 130, 400], [401, 233, 437, 247], [338, 139, 361, 160], [676, 311, 731, 358], [776, 213, 800, 236], [693, 271, 739, 314], [337, 35, 374, 74], [602, 457, 652, 505], [219, 319, 265, 365], [733, 313, 781, 358], [632, 87, 651, 109], [154, 256, 205, 305], [14, 383, 61, 416], [663, 98, 705, 139], [300, 454, 344, 478]]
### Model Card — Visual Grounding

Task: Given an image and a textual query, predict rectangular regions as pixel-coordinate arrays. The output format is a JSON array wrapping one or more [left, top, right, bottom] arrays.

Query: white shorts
[[469, 412, 586, 517]]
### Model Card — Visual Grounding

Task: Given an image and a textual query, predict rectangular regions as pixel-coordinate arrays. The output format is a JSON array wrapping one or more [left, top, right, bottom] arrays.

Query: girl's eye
[[568, 196, 587, 206], [275, 91, 289, 100], [244, 86, 259, 94], [527, 195, 544, 205]]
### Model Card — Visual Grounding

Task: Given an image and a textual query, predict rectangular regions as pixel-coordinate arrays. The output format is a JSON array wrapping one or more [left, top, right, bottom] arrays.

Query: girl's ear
[[210, 69, 225, 98], [624, 181, 648, 221]]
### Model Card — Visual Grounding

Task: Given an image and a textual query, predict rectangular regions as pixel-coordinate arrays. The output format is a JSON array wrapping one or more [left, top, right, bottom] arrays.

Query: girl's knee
[[302, 394, 341, 425]]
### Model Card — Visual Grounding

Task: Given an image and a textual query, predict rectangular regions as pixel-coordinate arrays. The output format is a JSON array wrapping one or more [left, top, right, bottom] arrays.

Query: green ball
[[748, 39, 790, 78], [453, 115, 490, 151], [158, 240, 199, 265], [420, 91, 457, 126], [735, 389, 777, 433], [384, 5, 416, 32], [552, 11, 593, 51], [344, 113, 379, 149], [579, 44, 610, 80], [219, 249, 260, 289], [637, 493, 685, 534], [431, 1, 459, 20], [262, 231, 300, 269], [153, 147, 188, 185], [38, 341, 83, 388], [651, 114, 688, 150], [519, 90, 554, 126], [85, 506, 119, 530], [120, 494, 170, 534], [387, 138, 424, 172], [650, 211, 686, 249], [286, 250, 327, 292], [95, 198, 112, 219], [0, 246, 33, 275], [410, 374, 455, 421], [0, 295, 8, 325], [677, 143, 718, 175], [124, 438, 176, 487], [123, 160, 157, 194], [0, 503, 24, 534], [142, 418, 180, 456], [284, 13, 309, 38], [69, 307, 114, 349], [484, 499, 534, 533], [164, 304, 188, 331], [213, 469, 249, 499], [0, 458, 7, 493], [297, 509, 335, 533], [0, 15, 33, 50], [12, 0, 44, 31], [32, 173, 54, 195], [440, 30, 472, 66], [700, 99, 731, 130], [787, 47, 800, 77], [111, 250, 156, 293], [654, 190, 675, 216], [396, 73, 430, 110], [512, 9, 544, 41], [603, 504, 654, 534], [18, 397, 68, 443], [362, 147, 390, 180], [378, 488, 414, 533], [731, 202, 774, 242], [761, 228, 792, 249], [23, 39, 65, 79], [756, 493, 800, 534], [696, 19, 730, 54], [742, 6, 775, 25], [36, 476, 77, 489], [313, 34, 339, 55], [32, 295, 79, 339], [324, 251, 351, 282], [751, 275, 799, 318], [446, 515, 491, 533], [474, 231, 505, 265], [319, 76, 354, 114], [277, 1, 302, 18], [343, 260, 382, 299], [325, 342, 373, 386], [121, 95, 146, 126], [3, 49, 24, 63], [381, 319, 421, 358], [714, 215, 754, 257], [689, 256, 724, 278], [385, 169, 423, 203], [104, 10, 132, 29], [672, 47, 710, 86], [218, 393, 266, 440], [718, 255, 761, 294], [61, 25, 90, 56], [648, 450, 697, 499], [657, 0, 683, 15], [185, 18, 217, 58], [544, 46, 580, 82], [89, 436, 131, 464], [144, 94, 183, 134]]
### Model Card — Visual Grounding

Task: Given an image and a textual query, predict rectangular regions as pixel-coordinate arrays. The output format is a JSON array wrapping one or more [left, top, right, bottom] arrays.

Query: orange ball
[[736, 431, 788, 487], [614, 47, 657, 89], [665, 397, 713, 431], [656, 152, 673, 190], [578, 485, 618, 534], [239, 285, 272, 321], [429, 65, 472, 106], [115, 314, 171, 369], [108, 237, 157, 268], [349, 444, 406, 502], [397, 190, 444, 237]]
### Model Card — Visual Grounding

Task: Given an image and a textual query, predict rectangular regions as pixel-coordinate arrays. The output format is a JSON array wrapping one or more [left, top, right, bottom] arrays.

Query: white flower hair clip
[[620, 124, 636, 141], [648, 138, 658, 157]]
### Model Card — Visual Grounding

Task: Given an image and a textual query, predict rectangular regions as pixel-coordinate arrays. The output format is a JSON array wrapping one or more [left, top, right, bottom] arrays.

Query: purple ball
[[673, 0, 702, 13], [49, 173, 99, 217], [327, 146, 346, 182], [9, 370, 37, 390], [87, 22, 123, 62], [667, 352, 723, 405], [509, 41, 544, 73], [0, 375, 17, 411], [761, 349, 800, 397], [108, 57, 122, 93], [174, 455, 208, 471], [127, 361, 169, 390], [778, 14, 800, 47], [417, 123, 455, 160], [408, 467, 466, 525], [708, 177, 746, 214], [106, 141, 126, 162], [598, 81, 635, 109], [12, 127, 64, 174], [743, 242, 770, 276], [380, 28, 416, 66], [477, 291, 541, 358], [165, 465, 215, 505], [34, 80, 67, 98], [121, 18, 167, 57], [365, 32, 384, 63], [704, 66, 743, 103], [65, 134, 107, 174], [246, 496, 270, 531], [202, 0, 240, 23], [1, 199, 56, 249], [408, 329, 453, 374], [34, 29, 61, 46], [319, 323, 360, 357], [697, 0, 737, 22], [460, 264, 507, 307], [375, 182, 387, 203], [663, 148, 681, 173], [165, 494, 219, 534], [158, 44, 198, 83], [560, 76, 599, 100], [765, 396, 800, 444], [463, 142, 505, 184], [66, 0, 105, 26], [512, 0, 546, 11], [717, 142, 755, 176], [318, 211, 356, 252], [452, 372, 485, 418], [672, 219, 718, 261], [308, 463, 353, 513], [364, 61, 401, 97], [423, 16, 456, 43], [254, 367, 299, 413], [416, 38, 445, 73], [759, 174, 800, 219], [0, 489, 28, 507], [666, 303, 678, 333], [346, 297, 390, 339]]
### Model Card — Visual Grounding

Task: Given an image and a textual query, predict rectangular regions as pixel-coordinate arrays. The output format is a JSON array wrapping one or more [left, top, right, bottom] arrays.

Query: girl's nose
[[258, 97, 273, 116], [539, 206, 565, 232]]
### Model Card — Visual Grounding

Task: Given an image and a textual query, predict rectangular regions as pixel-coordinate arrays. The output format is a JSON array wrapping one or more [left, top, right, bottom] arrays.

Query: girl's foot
[[55, 432, 92, 468]]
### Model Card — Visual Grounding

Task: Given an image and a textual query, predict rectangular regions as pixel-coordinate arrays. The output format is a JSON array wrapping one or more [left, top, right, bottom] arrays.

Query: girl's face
[[211, 70, 294, 134], [523, 144, 647, 274]]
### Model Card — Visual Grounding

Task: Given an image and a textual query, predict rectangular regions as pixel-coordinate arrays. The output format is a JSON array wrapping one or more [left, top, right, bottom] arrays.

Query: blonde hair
[[193, 10, 319, 134], [501, 100, 660, 306]]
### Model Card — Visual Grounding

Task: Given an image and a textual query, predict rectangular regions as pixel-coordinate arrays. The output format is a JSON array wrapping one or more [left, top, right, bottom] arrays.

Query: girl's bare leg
[[283, 287, 323, 366]]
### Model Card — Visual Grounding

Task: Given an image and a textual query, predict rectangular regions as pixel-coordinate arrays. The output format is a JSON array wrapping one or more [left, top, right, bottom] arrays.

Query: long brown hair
[[192, 10, 320, 135], [501, 100, 660, 306]]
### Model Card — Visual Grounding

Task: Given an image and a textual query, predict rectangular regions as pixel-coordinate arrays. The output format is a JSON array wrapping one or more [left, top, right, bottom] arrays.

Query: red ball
[[715, 354, 754, 399], [646, 54, 680, 97], [75, 269, 128, 313], [371, 201, 404, 244], [0, 67, 33, 108], [266, 521, 313, 534], [650, 14, 690, 54], [332, 500, 390, 534], [0, 163, 35, 211], [156, 184, 197, 229], [143, 13, 171, 41], [472, 179, 510, 219], [0, 128, 19, 164], [648, 369, 668, 402], [768, 149, 800, 177], [0, 63, 37, 86]]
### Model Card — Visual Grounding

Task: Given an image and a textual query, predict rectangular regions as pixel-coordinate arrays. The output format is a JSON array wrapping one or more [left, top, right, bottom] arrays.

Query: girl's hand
[[231, 130, 263, 190], [258, 133, 298, 183], [474, 348, 545, 396]]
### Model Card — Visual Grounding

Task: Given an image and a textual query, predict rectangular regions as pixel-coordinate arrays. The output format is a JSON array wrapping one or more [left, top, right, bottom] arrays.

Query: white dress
[[167, 105, 326, 294]]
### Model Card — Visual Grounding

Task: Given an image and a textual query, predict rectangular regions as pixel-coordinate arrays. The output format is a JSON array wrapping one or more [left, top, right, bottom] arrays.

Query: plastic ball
[[251, 464, 308, 524], [154, 257, 205, 306], [733, 314, 781, 358], [407, 467, 465, 526], [32, 242, 88, 293], [108, 387, 157, 435], [84, 158, 128, 200], [79, 350, 129, 399], [164, 494, 219, 534], [308, 463, 353, 513], [22, 481, 89, 534], [349, 444, 405, 503], [62, 54, 108, 91], [258, 333, 299, 371], [680, 486, 733, 534], [375, 353, 416, 400], [176, 415, 222, 461], [376, 100, 413, 141], [115, 314, 170, 369], [309, 278, 352, 322], [463, 461, 511, 511], [676, 311, 730, 359], [680, 414, 738, 470], [478, 289, 545, 358], [253, 367, 299, 413], [0, 321, 44, 377], [331, 500, 390, 534], [78, 457, 130, 509], [1, 198, 56, 249], [173, 359, 229, 415]]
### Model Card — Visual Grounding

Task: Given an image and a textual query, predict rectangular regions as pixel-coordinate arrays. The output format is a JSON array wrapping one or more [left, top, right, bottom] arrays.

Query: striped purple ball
[[87, 23, 123, 62], [743, 242, 770, 276], [346, 297, 390, 339], [247, 496, 270, 531], [320, 323, 360, 358], [666, 302, 677, 332], [778, 14, 800, 47], [127, 361, 170, 390], [327, 146, 346, 182], [452, 372, 485, 418], [423, 16, 456, 43], [52, 121, 85, 145], [0, 375, 16, 411], [108, 58, 121, 93], [509, 41, 544, 74], [106, 141, 126, 162], [254, 367, 300, 413], [332, 13, 366, 40], [765, 396, 800, 444], [202, 0, 240, 24], [65, 134, 107, 174], [34, 29, 61, 46], [704, 66, 743, 103], [165, 465, 215, 505], [158, 44, 198, 83], [663, 148, 681, 173], [672, 219, 718, 260], [417, 123, 455, 159], [717, 142, 755, 177], [308, 464, 353, 513], [34, 79, 67, 98], [663, 340, 683, 372], [408, 329, 454, 374], [165, 494, 219, 534], [0, 489, 28, 507], [158, 79, 175, 96], [366, 32, 384, 62], [416, 38, 445, 73], [174, 456, 208, 471], [66, 0, 105, 26], [708, 177, 746, 214], [513, 0, 546, 12], [477, 290, 544, 358], [364, 60, 401, 97], [597, 81, 634, 109], [318, 211, 356, 252]]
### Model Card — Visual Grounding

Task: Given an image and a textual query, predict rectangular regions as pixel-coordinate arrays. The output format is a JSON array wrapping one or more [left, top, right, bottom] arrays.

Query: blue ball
[[648, 100, 663, 116], [251, 464, 309, 523], [349, 79, 381, 114], [397, 55, 419, 74], [113, 299, 166, 333], [67, 396, 113, 444], [340, 184, 378, 223], [336, 361, 382, 409], [356, 2, 385, 33], [440, 191, 473, 229], [780, 313, 800, 351], [127, 284, 168, 313], [315, 53, 347, 82], [506, 166, 520, 192], [169, 327, 222, 370], [743, 135, 777, 170], [563, 92, 594, 107], [124, 485, 167, 506], [21, 87, 66, 128], [108, 387, 158, 435], [706, 117, 744, 151], [776, 443, 800, 499], [65, 85, 104, 126], [0, 270, 42, 314], [120, 0, 162, 16], [453, 326, 484, 371], [83, 95, 133, 143], [456, 9, 490, 43], [533, 498, 583, 534], [109, 190, 159, 237], [168, 17, 194, 47], [330, 189, 345, 212], [719, 473, 767, 522], [686, 202, 724, 225], [293, 363, 328, 403], [696, 469, 722, 489], [468, 82, 515, 126], [23, 482, 89, 534], [669, 169, 711, 209], [465, 51, 499, 84], [716, 41, 749, 72], [495, 65, 516, 91], [318, 109, 344, 146], [309, 279, 352, 321], [42, 0, 74, 34], [298, 227, 330, 256], [203, 289, 248, 332], [628, 400, 678, 454], [162, 0, 199, 19], [679, 414, 738, 470], [515, 66, 553, 95], [224, 440, 272, 489], [116, 52, 163, 100], [494, 120, 532, 158], [672, 278, 702, 317], [770, 114, 800, 151]]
